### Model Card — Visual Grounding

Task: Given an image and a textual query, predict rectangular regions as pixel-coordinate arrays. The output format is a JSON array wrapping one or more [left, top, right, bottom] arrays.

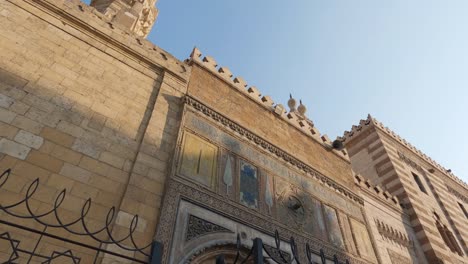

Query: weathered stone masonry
[[1, 0, 467, 263]]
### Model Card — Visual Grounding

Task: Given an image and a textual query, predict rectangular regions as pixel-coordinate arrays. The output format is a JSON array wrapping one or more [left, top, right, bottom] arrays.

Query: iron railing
[[0, 168, 163, 263], [216, 230, 350, 264]]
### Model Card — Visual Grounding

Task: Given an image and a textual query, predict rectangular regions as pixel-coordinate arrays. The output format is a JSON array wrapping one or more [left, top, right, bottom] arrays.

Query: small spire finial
[[287, 94, 297, 112], [298, 100, 306, 116]]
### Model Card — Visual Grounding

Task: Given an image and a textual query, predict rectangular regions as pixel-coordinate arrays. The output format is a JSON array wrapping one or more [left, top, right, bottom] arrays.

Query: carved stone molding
[[155, 178, 371, 264], [375, 219, 412, 248], [186, 214, 233, 241], [183, 96, 364, 206]]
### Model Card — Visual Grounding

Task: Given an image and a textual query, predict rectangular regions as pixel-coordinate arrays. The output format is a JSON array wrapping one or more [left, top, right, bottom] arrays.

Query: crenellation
[[355, 173, 401, 209], [340, 114, 467, 189], [187, 48, 353, 160]]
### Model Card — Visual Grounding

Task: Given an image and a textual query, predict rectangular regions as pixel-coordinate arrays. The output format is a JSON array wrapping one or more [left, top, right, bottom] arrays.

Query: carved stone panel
[[179, 132, 218, 188], [339, 212, 357, 255], [263, 173, 275, 216], [351, 218, 377, 263], [387, 249, 411, 264], [186, 214, 233, 241], [323, 205, 345, 249], [308, 197, 328, 242], [219, 151, 237, 201]]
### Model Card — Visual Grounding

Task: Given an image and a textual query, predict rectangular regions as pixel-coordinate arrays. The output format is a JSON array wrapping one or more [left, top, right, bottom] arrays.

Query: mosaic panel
[[323, 205, 345, 249], [239, 160, 259, 209], [179, 132, 217, 188]]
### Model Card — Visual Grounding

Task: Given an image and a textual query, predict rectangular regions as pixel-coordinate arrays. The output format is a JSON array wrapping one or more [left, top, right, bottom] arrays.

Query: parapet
[[34, 0, 189, 81], [354, 174, 402, 210], [340, 115, 468, 189], [187, 47, 349, 161]]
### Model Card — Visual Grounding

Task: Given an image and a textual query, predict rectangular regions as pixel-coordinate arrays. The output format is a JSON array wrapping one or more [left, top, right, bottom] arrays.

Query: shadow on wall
[[0, 63, 180, 261]]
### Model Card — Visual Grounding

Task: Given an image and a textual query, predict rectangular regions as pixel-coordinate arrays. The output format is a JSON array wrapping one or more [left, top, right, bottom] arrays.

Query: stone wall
[[343, 116, 468, 263], [0, 0, 188, 262], [186, 62, 354, 188]]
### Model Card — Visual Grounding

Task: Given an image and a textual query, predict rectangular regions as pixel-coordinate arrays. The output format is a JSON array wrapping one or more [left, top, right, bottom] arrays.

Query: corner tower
[[90, 0, 158, 38]]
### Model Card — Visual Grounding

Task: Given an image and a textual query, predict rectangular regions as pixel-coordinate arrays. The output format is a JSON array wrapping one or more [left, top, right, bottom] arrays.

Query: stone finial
[[287, 94, 297, 112], [297, 100, 307, 116], [90, 0, 159, 38]]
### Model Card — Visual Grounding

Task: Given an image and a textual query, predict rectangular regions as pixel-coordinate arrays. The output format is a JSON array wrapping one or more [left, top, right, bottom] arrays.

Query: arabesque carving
[[186, 214, 233, 241], [156, 179, 371, 264]]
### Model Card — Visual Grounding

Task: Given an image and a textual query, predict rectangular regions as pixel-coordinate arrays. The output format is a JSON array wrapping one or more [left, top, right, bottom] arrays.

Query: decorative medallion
[[276, 183, 307, 229], [186, 215, 233, 241]]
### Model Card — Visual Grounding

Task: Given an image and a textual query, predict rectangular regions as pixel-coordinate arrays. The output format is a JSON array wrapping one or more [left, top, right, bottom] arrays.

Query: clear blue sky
[[84, 1, 467, 183]]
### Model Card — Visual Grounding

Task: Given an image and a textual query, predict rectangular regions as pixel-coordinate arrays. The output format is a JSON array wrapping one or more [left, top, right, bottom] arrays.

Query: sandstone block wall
[[186, 63, 354, 188], [0, 0, 188, 262]]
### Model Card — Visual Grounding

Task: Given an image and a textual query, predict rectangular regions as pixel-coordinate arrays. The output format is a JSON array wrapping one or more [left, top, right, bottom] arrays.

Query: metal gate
[[215, 231, 351, 264], [0, 169, 163, 263]]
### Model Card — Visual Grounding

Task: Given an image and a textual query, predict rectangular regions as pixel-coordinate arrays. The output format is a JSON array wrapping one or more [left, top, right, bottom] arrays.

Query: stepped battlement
[[188, 47, 349, 160], [354, 174, 401, 209], [340, 115, 467, 189]]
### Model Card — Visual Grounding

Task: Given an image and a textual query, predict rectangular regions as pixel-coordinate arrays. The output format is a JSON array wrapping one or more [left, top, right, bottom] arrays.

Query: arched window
[[434, 213, 463, 256]]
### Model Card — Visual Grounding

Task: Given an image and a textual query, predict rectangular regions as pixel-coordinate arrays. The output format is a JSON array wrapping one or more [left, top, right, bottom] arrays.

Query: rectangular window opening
[[458, 202, 468, 219], [412, 172, 427, 194]]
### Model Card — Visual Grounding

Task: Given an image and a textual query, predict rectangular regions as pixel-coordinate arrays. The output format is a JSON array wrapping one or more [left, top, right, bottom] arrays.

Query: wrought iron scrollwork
[[216, 229, 350, 264], [0, 169, 163, 263]]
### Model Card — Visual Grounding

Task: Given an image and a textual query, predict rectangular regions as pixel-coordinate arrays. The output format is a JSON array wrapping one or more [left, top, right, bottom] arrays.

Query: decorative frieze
[[184, 95, 364, 206], [186, 215, 232, 241], [156, 178, 371, 264]]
